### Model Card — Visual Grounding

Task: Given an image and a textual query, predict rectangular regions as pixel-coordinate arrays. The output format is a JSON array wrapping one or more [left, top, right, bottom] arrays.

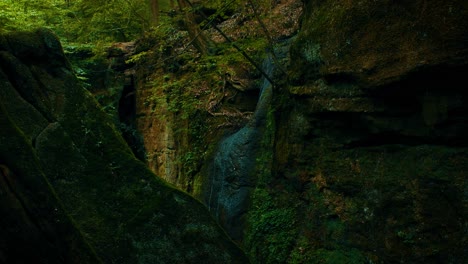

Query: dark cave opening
[[118, 80, 146, 161]]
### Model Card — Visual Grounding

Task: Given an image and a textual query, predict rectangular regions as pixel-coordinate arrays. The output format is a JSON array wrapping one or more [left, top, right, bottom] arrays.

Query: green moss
[[282, 132, 467, 261], [289, 236, 367, 264], [245, 189, 298, 264], [310, 248, 367, 264]]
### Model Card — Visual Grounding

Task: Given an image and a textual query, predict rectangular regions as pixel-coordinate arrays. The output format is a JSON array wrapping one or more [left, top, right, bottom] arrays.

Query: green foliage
[[146, 75, 204, 119], [69, 0, 149, 42], [397, 228, 417, 245], [0, 0, 153, 45], [246, 189, 298, 264], [125, 51, 150, 64], [0, 0, 65, 33], [139, 9, 269, 120], [308, 249, 367, 264], [243, 92, 297, 263]]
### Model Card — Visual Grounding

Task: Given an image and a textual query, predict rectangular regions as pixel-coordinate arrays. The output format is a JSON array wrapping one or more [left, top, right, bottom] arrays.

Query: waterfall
[[205, 39, 290, 240]]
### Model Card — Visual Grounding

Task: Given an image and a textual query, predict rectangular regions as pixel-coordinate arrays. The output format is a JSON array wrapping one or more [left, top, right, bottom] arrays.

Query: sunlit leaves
[[0, 0, 64, 32], [0, 0, 153, 43]]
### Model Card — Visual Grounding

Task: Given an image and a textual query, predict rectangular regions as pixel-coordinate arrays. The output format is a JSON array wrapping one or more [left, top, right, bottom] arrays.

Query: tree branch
[[181, 0, 276, 87]]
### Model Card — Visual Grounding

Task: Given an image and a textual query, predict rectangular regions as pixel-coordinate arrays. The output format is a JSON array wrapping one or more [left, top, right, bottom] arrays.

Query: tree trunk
[[176, 0, 214, 55], [150, 0, 159, 26]]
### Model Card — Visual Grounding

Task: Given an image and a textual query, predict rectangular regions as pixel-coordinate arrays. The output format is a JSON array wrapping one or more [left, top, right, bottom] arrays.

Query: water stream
[[205, 40, 290, 240]]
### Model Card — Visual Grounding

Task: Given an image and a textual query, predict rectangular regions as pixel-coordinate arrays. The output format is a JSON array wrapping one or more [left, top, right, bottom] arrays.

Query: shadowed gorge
[[1, 0, 467, 263]]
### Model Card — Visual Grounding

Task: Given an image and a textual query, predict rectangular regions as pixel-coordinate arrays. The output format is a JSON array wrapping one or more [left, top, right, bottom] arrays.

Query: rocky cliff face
[[127, 0, 304, 245], [254, 0, 468, 263], [40, 0, 467, 263], [0, 29, 248, 263]]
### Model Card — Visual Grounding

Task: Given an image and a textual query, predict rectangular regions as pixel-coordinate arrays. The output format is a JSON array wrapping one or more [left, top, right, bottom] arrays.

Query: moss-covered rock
[[0, 28, 248, 263], [48, 0, 467, 263], [291, 0, 468, 88], [247, 1, 468, 263]]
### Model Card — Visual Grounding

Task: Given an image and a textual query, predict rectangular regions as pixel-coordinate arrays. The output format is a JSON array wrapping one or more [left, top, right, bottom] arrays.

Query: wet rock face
[[206, 127, 259, 241], [0, 29, 248, 263], [266, 0, 468, 263], [205, 49, 283, 243]]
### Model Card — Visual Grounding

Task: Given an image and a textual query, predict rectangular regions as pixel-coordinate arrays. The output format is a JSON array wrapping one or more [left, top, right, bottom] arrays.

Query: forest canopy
[[0, 0, 253, 43], [0, 0, 181, 43]]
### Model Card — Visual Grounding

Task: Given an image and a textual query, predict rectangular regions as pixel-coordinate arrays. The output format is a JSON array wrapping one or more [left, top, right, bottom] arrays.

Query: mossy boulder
[[0, 28, 248, 263]]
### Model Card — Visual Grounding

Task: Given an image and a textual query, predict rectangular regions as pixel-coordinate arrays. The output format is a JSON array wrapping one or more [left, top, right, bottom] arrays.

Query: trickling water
[[205, 42, 289, 240]]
